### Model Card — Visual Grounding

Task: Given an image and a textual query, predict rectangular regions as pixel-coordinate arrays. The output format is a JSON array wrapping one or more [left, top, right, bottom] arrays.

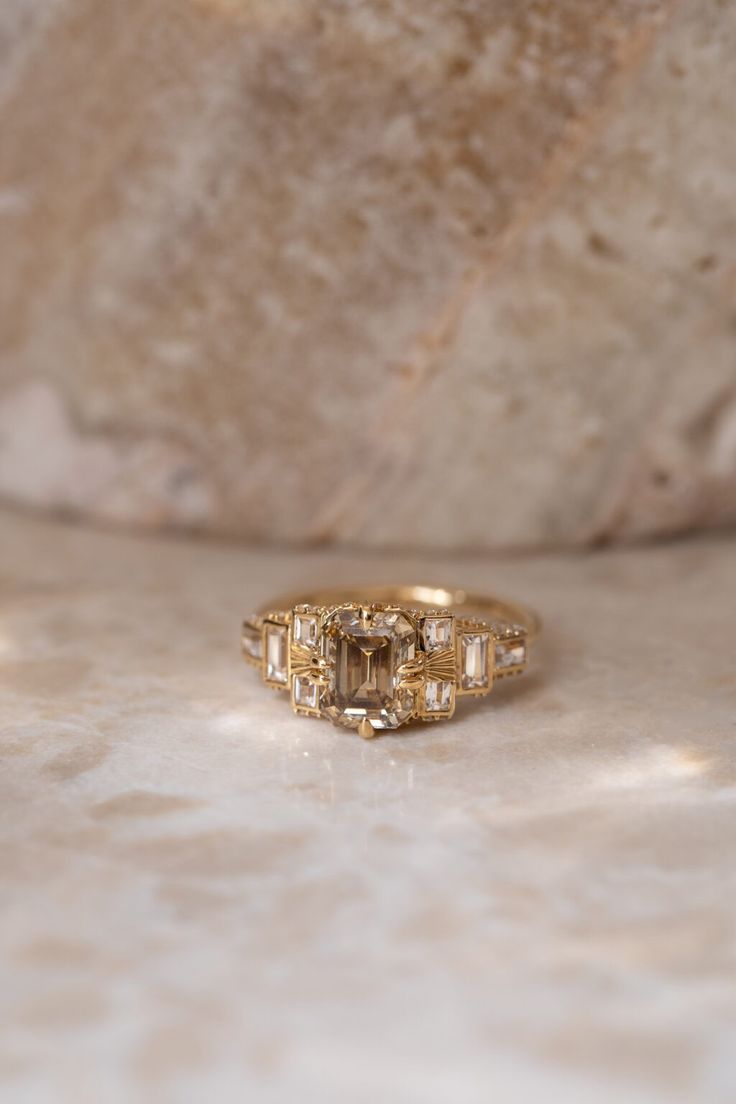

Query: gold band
[[243, 584, 540, 737], [257, 585, 540, 641]]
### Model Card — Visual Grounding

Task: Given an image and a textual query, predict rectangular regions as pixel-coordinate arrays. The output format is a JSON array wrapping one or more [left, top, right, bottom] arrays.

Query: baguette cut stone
[[322, 606, 416, 731], [265, 622, 288, 684], [461, 631, 489, 690], [424, 680, 453, 712]]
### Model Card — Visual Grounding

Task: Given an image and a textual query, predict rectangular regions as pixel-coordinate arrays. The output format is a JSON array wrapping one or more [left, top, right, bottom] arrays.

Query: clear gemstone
[[461, 631, 489, 690], [425, 680, 453, 712], [294, 675, 318, 710], [495, 638, 527, 670], [294, 612, 319, 648], [265, 622, 288, 683], [241, 620, 262, 659], [322, 607, 416, 731], [423, 616, 453, 652]]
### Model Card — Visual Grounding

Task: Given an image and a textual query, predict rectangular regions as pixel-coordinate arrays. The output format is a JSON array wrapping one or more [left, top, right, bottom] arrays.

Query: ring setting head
[[243, 596, 530, 737]]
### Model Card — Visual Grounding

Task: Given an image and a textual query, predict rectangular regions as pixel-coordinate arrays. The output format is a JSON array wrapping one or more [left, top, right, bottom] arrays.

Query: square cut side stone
[[424, 680, 453, 713], [461, 631, 489, 690], [294, 612, 319, 648], [495, 638, 527, 670], [423, 616, 453, 652], [265, 622, 289, 684]]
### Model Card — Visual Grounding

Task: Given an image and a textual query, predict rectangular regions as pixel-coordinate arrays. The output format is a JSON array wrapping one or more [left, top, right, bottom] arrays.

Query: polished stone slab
[[1, 510, 735, 1103]]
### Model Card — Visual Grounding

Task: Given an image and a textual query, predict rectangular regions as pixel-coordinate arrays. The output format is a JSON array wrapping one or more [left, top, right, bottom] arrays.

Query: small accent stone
[[495, 638, 526, 670], [294, 612, 319, 648], [294, 674, 318, 709], [425, 680, 453, 712], [423, 616, 453, 652], [461, 631, 489, 690], [265, 622, 288, 683], [241, 620, 262, 659]]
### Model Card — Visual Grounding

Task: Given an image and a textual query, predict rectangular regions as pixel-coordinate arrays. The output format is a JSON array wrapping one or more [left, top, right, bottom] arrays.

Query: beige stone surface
[[1, 0, 735, 550], [1, 508, 735, 1102]]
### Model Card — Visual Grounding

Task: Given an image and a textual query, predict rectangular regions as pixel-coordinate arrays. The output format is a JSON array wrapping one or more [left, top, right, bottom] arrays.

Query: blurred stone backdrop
[[0, 0, 734, 551]]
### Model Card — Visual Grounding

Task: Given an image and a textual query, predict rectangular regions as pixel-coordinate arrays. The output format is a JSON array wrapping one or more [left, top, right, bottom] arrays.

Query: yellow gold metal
[[258, 586, 540, 639], [396, 657, 425, 690], [358, 718, 377, 739], [289, 643, 330, 685], [425, 648, 456, 682], [242, 585, 540, 737]]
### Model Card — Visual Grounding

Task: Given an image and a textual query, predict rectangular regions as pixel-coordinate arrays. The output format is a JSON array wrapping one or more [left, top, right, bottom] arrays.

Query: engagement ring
[[242, 585, 540, 738]]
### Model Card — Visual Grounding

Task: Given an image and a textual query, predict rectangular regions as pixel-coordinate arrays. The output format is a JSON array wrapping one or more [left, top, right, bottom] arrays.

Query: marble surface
[[2, 1, 736, 551], [1, 508, 735, 1103]]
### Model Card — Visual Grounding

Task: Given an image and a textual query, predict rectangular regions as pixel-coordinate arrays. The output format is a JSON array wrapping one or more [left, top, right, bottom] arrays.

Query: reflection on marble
[[0, 510, 735, 1103]]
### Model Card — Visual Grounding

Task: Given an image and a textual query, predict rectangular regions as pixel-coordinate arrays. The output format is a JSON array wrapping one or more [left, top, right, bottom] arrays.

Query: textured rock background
[[0, 0, 735, 550]]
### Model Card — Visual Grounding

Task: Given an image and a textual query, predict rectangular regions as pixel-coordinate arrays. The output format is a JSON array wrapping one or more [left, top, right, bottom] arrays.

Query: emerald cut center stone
[[322, 606, 417, 731]]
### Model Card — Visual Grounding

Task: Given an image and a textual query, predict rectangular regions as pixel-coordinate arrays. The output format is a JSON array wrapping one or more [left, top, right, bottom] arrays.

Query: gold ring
[[241, 585, 540, 738]]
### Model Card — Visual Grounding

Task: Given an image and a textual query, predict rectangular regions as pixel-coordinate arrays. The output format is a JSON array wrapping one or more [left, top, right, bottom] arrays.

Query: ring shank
[[258, 585, 540, 641]]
